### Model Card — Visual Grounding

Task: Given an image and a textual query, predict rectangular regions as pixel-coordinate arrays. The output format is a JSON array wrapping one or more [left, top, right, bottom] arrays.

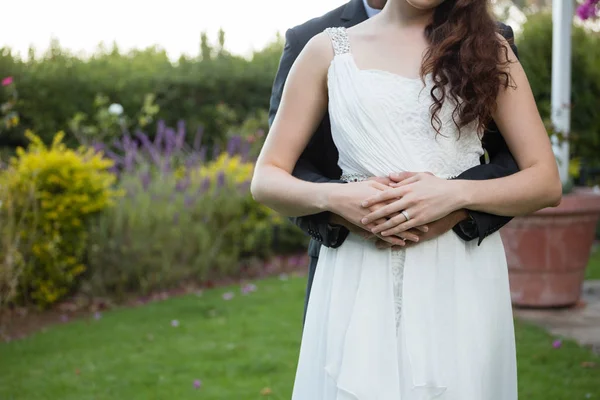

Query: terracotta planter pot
[[500, 188, 600, 308]]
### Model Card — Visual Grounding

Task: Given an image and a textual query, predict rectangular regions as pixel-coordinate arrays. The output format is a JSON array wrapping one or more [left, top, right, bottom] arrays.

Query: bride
[[251, 0, 561, 399]]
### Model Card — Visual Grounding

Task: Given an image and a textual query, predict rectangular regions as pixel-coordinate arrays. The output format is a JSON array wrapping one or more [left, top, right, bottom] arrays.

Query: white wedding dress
[[291, 28, 518, 400]]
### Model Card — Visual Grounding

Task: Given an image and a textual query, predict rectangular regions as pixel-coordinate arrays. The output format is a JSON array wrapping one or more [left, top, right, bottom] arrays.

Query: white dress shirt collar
[[362, 0, 381, 18]]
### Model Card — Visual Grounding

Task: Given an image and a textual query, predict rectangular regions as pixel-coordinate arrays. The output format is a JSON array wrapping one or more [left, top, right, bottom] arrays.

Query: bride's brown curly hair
[[421, 0, 514, 135]]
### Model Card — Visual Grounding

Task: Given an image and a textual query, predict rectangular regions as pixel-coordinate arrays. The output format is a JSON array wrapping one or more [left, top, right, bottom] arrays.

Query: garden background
[[0, 1, 600, 399]]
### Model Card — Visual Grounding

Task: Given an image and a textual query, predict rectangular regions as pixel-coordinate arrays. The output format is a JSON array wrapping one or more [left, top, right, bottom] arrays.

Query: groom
[[269, 0, 520, 316]]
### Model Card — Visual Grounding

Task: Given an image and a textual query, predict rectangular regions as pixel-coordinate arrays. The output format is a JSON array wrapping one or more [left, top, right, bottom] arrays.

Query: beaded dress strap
[[325, 27, 351, 56]]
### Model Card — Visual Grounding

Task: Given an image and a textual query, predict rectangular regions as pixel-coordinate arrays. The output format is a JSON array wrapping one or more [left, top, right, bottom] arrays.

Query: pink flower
[[193, 379, 202, 389], [1, 76, 13, 86], [222, 292, 234, 301], [552, 339, 562, 349], [171, 319, 180, 327], [577, 0, 599, 20], [241, 283, 257, 295], [288, 255, 303, 267]]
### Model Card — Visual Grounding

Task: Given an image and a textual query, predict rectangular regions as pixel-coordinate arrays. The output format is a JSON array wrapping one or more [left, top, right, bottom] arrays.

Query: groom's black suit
[[268, 0, 520, 316]]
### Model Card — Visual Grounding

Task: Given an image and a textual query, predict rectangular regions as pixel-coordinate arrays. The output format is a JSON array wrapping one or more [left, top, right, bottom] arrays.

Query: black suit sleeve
[[452, 24, 520, 245], [268, 28, 349, 249]]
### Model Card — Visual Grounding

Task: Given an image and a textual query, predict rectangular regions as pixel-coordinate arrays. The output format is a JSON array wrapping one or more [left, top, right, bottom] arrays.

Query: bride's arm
[[251, 33, 338, 217], [360, 38, 561, 235], [452, 38, 562, 216]]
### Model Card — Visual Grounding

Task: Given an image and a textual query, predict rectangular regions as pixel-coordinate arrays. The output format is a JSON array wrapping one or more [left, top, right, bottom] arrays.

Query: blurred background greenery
[[0, 2, 599, 310]]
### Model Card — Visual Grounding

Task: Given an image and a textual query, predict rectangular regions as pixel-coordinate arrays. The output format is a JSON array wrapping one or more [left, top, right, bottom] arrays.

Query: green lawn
[[586, 247, 600, 280], [0, 275, 599, 400]]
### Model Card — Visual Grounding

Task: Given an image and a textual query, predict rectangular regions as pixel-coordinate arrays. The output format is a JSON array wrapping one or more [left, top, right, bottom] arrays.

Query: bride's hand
[[326, 180, 406, 246], [359, 172, 462, 237]]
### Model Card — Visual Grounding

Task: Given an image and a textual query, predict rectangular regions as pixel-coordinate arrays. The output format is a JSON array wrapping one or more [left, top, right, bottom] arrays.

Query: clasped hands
[[328, 172, 468, 249]]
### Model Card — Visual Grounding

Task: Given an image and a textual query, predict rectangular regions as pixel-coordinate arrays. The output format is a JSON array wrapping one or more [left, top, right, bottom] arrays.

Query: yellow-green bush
[[197, 153, 288, 257], [0, 180, 36, 310], [1, 131, 120, 307]]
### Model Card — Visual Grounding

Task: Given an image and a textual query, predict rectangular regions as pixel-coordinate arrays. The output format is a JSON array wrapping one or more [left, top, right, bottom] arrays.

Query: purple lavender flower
[[164, 127, 176, 156], [212, 144, 221, 160], [140, 171, 152, 191], [552, 339, 562, 349], [198, 147, 207, 163], [193, 127, 204, 151], [104, 149, 122, 164], [175, 177, 190, 192], [200, 177, 212, 193], [237, 181, 251, 193], [92, 142, 105, 153], [227, 136, 242, 156], [111, 137, 124, 151], [161, 158, 172, 174], [176, 120, 186, 150], [94, 311, 102, 320], [240, 141, 251, 161], [193, 379, 202, 389], [121, 134, 133, 150], [122, 135, 139, 162], [155, 120, 166, 148], [216, 171, 226, 188], [185, 154, 199, 169], [135, 130, 160, 165], [171, 319, 180, 327], [123, 151, 136, 172], [184, 194, 194, 208]]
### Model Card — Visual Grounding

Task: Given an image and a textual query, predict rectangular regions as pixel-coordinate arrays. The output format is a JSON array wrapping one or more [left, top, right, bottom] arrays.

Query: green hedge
[[2, 16, 600, 169], [0, 35, 284, 148], [518, 13, 600, 175]]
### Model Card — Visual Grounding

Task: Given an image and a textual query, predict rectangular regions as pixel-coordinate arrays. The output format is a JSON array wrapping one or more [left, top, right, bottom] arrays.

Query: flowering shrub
[[83, 122, 306, 299], [197, 152, 287, 258], [2, 131, 119, 307], [84, 161, 246, 298], [577, 0, 599, 20], [1, 76, 19, 135]]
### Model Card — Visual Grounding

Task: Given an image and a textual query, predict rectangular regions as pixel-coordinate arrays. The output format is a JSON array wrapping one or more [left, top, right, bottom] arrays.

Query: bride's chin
[[404, 0, 446, 10]]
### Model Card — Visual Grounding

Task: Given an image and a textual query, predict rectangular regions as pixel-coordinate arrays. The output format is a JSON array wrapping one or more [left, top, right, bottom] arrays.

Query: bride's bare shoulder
[[292, 31, 336, 73], [304, 31, 335, 59]]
